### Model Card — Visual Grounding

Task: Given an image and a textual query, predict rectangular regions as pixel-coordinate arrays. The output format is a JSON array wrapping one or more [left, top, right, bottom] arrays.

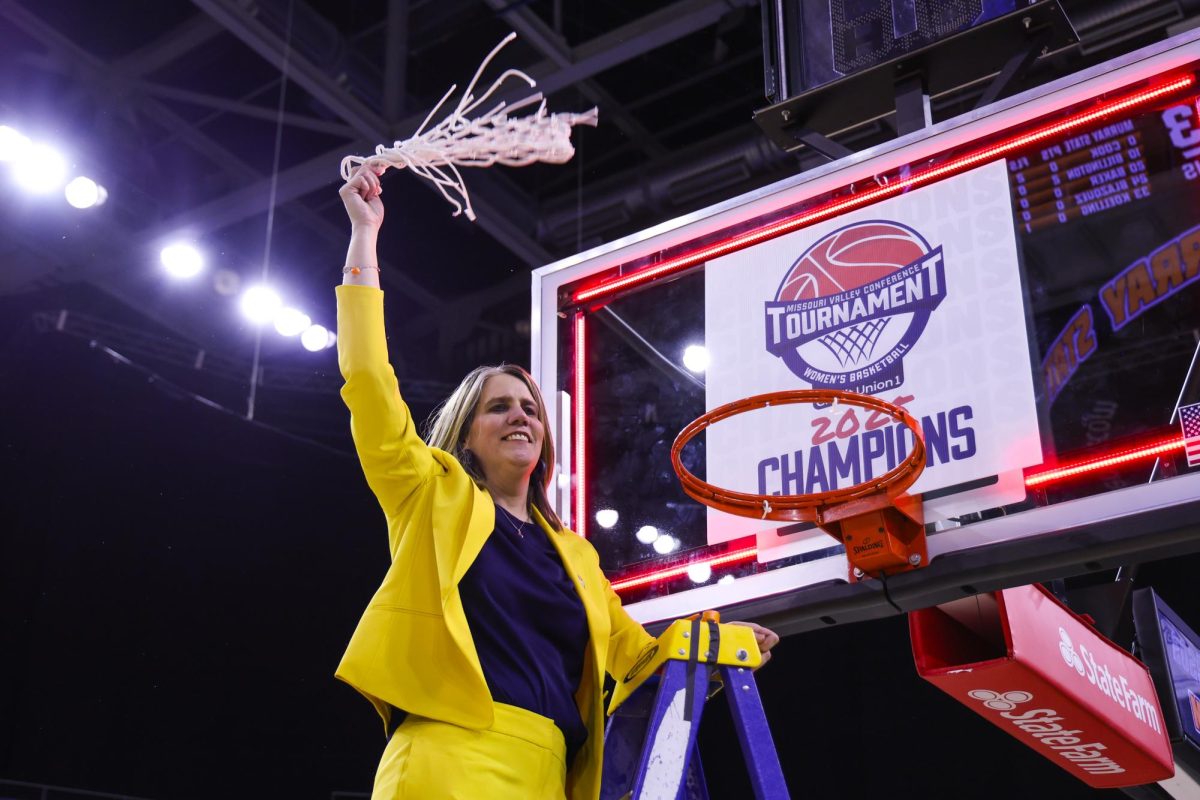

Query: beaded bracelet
[[342, 266, 381, 275]]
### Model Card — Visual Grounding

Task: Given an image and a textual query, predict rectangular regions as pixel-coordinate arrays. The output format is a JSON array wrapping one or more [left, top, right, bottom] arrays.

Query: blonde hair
[[425, 364, 562, 531]]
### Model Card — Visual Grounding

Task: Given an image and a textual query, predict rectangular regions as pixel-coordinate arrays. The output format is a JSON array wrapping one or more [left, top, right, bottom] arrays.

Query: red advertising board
[[911, 583, 1174, 788]]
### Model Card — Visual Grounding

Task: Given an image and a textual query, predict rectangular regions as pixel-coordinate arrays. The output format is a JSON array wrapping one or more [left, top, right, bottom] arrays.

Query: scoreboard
[[1008, 95, 1200, 234], [1010, 119, 1149, 233]]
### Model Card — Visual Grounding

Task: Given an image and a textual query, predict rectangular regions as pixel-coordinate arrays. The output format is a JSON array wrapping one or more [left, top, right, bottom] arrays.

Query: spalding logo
[[764, 220, 947, 394]]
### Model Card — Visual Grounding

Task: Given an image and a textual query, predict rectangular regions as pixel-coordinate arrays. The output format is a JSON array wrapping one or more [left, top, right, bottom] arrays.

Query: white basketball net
[[339, 32, 597, 221], [818, 318, 892, 368]]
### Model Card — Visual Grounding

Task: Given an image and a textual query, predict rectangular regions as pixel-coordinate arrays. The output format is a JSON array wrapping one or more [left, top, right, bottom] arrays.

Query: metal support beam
[[142, 138, 445, 313], [178, 0, 748, 265], [483, 0, 669, 158], [0, 2, 244, 190], [0, 0, 445, 320], [528, 0, 757, 97], [190, 0, 552, 266], [383, 0, 409, 124], [189, 0, 391, 142], [894, 72, 932, 135], [791, 128, 854, 162], [136, 81, 359, 137], [975, 26, 1054, 110], [401, 268, 532, 349], [31, 310, 454, 404], [150, 145, 355, 236], [110, 14, 225, 78]]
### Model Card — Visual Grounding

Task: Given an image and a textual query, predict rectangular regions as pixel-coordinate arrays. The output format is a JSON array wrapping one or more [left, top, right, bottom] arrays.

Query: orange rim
[[670, 389, 926, 521]]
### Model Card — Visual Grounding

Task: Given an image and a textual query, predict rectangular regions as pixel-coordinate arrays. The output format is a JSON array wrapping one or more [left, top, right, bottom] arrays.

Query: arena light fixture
[[595, 508, 619, 529], [0, 126, 31, 161], [635, 525, 659, 544], [64, 176, 107, 209], [301, 323, 333, 352], [160, 243, 204, 279], [240, 285, 282, 325], [274, 307, 311, 337], [682, 344, 710, 373], [13, 143, 68, 194], [686, 561, 713, 583], [652, 534, 679, 555]]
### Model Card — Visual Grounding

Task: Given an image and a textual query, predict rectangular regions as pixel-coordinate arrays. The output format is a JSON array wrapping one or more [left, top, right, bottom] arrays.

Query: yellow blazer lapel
[[447, 482, 496, 594], [533, 509, 609, 687]]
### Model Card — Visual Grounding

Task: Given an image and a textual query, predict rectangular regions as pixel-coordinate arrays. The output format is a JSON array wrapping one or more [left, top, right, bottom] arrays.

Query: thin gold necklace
[[496, 503, 531, 538]]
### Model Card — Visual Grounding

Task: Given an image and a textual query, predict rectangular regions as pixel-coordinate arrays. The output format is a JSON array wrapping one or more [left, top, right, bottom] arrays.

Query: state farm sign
[[911, 584, 1173, 788]]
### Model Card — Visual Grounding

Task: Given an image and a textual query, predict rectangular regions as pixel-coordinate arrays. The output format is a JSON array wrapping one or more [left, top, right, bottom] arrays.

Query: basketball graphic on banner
[[777, 221, 927, 301], [764, 219, 948, 395]]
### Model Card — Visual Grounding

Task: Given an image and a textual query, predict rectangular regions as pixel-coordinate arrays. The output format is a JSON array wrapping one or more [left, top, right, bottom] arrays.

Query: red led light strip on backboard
[[1024, 436, 1185, 487], [607, 437, 1187, 592], [610, 546, 760, 592], [574, 311, 587, 539], [572, 74, 1195, 305]]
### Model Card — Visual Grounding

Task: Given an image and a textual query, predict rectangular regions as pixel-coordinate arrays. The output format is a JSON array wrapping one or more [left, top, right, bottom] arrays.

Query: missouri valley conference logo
[[764, 220, 947, 394]]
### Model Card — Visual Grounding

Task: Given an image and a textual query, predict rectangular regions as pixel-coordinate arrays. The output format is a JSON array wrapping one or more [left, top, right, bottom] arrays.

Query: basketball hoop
[[671, 389, 929, 580]]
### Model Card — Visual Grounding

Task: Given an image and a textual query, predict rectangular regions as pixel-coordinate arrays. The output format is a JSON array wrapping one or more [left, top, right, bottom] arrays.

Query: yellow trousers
[[371, 702, 568, 800]]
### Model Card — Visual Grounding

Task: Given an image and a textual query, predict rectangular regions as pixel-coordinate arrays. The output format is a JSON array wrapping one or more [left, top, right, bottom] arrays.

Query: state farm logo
[[1060, 628, 1086, 674], [969, 689, 1033, 711], [1057, 627, 1162, 734], [968, 687, 1128, 777]]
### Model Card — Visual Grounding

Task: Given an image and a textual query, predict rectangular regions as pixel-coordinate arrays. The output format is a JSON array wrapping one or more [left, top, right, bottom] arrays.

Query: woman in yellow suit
[[335, 165, 779, 799]]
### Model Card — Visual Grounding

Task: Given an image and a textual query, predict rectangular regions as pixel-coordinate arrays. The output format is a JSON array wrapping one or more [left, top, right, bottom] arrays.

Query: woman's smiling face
[[464, 373, 544, 480]]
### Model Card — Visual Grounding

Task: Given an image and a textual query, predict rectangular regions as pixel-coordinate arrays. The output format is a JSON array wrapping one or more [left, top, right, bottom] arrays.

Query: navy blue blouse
[[458, 502, 590, 763]]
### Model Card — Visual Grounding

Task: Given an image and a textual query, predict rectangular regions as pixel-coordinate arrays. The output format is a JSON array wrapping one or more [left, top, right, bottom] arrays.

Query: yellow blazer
[[334, 285, 654, 800]]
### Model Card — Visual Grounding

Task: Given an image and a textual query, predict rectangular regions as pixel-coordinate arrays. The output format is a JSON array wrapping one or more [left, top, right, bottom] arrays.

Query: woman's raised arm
[[340, 165, 384, 288], [336, 166, 436, 520]]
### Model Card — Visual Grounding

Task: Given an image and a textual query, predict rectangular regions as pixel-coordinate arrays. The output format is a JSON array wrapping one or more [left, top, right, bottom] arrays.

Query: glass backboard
[[532, 30, 1200, 633]]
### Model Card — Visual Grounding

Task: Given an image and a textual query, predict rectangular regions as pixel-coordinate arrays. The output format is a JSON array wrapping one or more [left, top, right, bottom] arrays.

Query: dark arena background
[[3, 1, 1200, 799]]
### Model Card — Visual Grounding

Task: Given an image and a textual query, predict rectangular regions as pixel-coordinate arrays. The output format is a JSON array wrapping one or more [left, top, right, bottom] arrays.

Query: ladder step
[[602, 618, 790, 799]]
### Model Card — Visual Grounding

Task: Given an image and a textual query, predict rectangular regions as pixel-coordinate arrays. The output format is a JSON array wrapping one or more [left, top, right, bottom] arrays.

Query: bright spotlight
[[274, 307, 311, 337], [240, 285, 282, 324], [635, 525, 659, 544], [652, 534, 678, 555], [160, 243, 203, 279], [301, 324, 332, 352], [595, 509, 619, 529], [13, 143, 68, 193], [682, 345, 710, 373], [0, 126, 30, 161], [718, 574, 735, 585], [64, 176, 106, 209], [686, 562, 712, 583]]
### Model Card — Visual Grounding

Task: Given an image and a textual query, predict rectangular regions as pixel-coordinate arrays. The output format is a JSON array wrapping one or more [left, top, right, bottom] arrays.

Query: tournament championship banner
[[704, 160, 1042, 546]]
